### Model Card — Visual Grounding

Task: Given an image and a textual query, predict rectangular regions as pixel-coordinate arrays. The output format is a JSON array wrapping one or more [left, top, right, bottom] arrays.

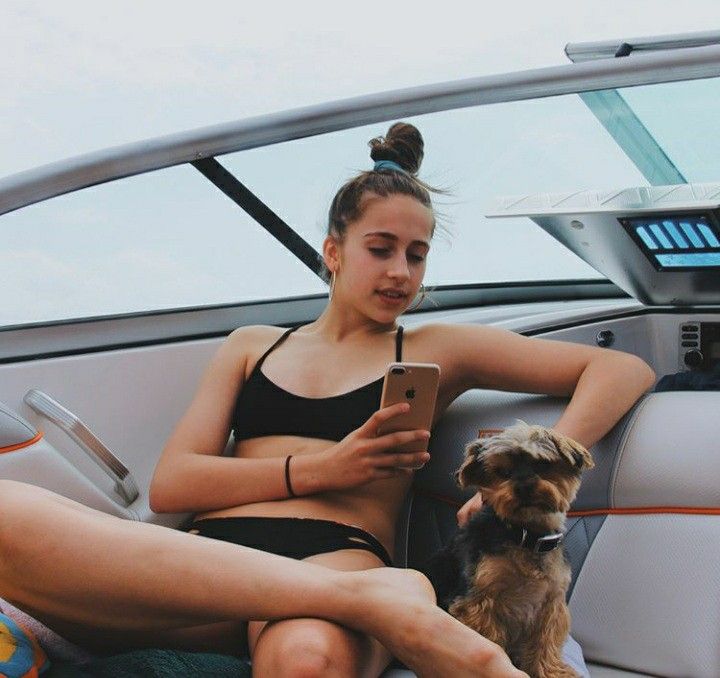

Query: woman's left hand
[[456, 491, 483, 527]]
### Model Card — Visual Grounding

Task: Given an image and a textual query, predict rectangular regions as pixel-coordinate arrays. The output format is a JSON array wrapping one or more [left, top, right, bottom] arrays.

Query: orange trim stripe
[[0, 431, 43, 454], [569, 507, 720, 517], [414, 489, 720, 517]]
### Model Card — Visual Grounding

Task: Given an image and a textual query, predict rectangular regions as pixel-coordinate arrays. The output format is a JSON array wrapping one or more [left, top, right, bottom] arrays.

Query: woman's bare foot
[[341, 568, 528, 678]]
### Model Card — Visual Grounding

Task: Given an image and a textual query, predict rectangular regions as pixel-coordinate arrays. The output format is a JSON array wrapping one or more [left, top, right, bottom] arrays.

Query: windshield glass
[[2, 74, 718, 327], [618, 77, 720, 183], [222, 91, 651, 287]]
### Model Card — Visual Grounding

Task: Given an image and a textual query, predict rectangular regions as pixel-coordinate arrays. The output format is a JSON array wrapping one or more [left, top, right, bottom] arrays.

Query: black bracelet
[[285, 455, 297, 498]]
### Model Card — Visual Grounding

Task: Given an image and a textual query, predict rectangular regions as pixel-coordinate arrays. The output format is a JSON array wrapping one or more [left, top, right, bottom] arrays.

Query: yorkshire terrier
[[424, 422, 594, 678]]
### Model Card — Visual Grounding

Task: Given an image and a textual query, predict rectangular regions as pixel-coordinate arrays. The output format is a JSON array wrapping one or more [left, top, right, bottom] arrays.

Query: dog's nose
[[515, 467, 538, 482], [515, 478, 537, 500]]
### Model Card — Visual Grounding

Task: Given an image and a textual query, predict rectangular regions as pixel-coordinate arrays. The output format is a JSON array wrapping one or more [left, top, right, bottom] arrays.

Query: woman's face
[[327, 193, 434, 323]]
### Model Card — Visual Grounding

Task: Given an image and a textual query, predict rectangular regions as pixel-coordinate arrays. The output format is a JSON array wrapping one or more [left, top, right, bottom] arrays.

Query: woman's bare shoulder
[[407, 322, 491, 348], [225, 324, 290, 352]]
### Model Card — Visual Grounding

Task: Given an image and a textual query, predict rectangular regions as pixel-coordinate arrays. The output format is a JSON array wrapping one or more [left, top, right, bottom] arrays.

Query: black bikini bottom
[[189, 516, 393, 567]]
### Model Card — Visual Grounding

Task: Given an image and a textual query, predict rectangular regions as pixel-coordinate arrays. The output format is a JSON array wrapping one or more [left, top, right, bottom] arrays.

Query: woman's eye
[[409, 253, 426, 263], [369, 248, 390, 257]]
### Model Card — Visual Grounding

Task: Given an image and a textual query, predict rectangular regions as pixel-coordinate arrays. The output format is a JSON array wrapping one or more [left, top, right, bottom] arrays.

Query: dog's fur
[[424, 422, 594, 678]]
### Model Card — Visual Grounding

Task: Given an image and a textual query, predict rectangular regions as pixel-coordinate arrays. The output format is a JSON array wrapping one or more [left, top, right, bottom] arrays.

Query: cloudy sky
[[1, 1, 719, 325], [3, 1, 719, 174]]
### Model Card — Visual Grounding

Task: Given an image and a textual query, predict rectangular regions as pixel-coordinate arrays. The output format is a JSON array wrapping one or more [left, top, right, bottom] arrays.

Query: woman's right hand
[[318, 403, 431, 490]]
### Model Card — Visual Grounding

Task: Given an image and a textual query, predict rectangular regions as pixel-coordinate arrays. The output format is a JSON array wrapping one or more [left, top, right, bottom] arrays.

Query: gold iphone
[[377, 362, 441, 455]]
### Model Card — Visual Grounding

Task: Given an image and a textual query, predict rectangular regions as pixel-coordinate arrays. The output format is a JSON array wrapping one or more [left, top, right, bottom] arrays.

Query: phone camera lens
[[391, 367, 406, 375]]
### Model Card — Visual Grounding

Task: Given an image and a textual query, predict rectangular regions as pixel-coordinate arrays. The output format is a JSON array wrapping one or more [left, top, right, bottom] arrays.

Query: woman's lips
[[376, 289, 408, 305]]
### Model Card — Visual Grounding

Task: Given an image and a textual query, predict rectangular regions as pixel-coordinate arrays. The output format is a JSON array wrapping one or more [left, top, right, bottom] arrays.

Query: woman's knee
[[254, 620, 362, 678]]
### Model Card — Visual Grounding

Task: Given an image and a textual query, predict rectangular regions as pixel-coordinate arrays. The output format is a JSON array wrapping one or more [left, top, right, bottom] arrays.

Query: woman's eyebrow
[[364, 232, 430, 248]]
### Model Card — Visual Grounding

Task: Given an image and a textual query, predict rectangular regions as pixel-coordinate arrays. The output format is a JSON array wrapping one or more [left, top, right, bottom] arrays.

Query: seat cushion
[[588, 664, 657, 677], [0, 612, 50, 677], [45, 650, 250, 677]]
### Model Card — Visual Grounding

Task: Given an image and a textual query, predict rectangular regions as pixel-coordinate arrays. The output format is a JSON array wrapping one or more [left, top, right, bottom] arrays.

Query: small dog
[[424, 422, 594, 678]]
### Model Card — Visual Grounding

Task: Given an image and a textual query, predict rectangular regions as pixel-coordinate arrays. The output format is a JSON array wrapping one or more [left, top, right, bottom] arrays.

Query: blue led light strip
[[662, 220, 689, 249], [648, 223, 673, 249], [679, 222, 705, 248], [628, 214, 720, 269], [698, 224, 720, 248], [636, 226, 658, 250]]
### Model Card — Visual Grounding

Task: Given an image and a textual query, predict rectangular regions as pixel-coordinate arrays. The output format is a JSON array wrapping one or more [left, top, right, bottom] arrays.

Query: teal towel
[[45, 649, 251, 677]]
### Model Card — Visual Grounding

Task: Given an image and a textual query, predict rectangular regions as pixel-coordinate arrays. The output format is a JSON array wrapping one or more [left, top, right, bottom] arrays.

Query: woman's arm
[[439, 323, 656, 449], [440, 323, 655, 526], [149, 326, 325, 513]]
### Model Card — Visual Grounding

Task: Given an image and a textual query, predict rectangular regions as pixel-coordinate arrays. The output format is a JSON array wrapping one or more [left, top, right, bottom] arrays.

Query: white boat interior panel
[[3, 306, 720, 529], [488, 183, 720, 305], [610, 392, 720, 507], [571, 515, 720, 677]]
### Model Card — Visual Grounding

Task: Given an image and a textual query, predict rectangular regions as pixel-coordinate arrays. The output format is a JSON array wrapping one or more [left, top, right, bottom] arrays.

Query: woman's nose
[[388, 255, 410, 279]]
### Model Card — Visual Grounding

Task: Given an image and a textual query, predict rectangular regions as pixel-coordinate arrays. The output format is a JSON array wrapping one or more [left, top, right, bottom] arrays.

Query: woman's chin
[[369, 307, 405, 324]]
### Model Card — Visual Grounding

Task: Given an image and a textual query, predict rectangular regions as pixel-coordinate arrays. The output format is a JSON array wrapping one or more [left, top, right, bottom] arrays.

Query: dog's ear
[[553, 433, 595, 471], [455, 439, 489, 488], [466, 438, 488, 460]]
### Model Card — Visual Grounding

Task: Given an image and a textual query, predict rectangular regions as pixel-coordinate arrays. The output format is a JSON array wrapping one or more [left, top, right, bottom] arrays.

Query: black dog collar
[[485, 508, 565, 553], [505, 523, 565, 553], [466, 507, 566, 555]]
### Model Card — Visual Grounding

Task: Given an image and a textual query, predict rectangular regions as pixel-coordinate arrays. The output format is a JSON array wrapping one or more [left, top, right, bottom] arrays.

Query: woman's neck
[[308, 302, 397, 342]]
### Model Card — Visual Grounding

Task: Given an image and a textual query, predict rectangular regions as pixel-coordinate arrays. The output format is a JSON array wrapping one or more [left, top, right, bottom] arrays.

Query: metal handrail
[[23, 389, 140, 505], [1, 44, 719, 218], [566, 30, 720, 63]]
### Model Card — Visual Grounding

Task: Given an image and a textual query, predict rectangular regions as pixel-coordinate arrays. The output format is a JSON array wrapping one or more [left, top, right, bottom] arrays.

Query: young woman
[[0, 123, 655, 677]]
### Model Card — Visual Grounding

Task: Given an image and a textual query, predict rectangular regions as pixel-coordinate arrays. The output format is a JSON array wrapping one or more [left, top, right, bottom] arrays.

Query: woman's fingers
[[359, 403, 411, 436], [457, 491, 483, 527], [377, 450, 431, 470], [372, 428, 430, 451]]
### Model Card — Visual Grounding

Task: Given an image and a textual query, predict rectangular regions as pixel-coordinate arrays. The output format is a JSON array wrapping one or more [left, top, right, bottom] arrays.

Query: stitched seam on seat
[[609, 394, 651, 509], [565, 518, 584, 543], [566, 518, 592, 600], [567, 515, 607, 605]]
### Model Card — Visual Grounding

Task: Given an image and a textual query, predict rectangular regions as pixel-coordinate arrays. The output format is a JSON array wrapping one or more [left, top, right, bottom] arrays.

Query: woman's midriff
[[193, 435, 414, 557]]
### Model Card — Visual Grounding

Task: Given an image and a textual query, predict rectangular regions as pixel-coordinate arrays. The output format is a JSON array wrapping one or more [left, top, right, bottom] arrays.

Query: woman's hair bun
[[368, 122, 424, 176]]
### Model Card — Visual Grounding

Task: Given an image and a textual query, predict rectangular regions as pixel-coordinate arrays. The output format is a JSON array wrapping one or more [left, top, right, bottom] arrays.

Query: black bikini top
[[232, 325, 404, 442]]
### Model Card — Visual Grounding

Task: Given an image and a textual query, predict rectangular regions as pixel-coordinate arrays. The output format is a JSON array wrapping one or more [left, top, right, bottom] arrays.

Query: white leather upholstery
[[588, 664, 657, 677], [385, 665, 660, 677], [612, 392, 720, 507], [570, 515, 720, 677], [0, 401, 36, 446], [0, 438, 134, 518]]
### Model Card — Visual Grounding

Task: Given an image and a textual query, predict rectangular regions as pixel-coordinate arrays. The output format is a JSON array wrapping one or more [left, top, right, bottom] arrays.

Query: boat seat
[[4, 390, 717, 676], [394, 389, 720, 678], [386, 668, 658, 677]]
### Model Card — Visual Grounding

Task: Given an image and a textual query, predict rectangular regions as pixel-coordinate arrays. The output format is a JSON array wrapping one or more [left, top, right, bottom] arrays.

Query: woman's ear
[[322, 235, 341, 274]]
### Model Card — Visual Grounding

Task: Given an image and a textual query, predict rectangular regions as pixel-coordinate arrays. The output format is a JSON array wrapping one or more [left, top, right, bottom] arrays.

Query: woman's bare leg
[[0, 481, 525, 677], [250, 549, 397, 677]]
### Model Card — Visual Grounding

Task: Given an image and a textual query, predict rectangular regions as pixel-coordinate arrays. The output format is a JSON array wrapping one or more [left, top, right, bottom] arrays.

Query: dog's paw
[[533, 662, 580, 678]]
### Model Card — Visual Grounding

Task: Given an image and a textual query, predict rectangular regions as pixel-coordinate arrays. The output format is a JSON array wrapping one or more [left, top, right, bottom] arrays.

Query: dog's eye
[[532, 460, 553, 473]]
